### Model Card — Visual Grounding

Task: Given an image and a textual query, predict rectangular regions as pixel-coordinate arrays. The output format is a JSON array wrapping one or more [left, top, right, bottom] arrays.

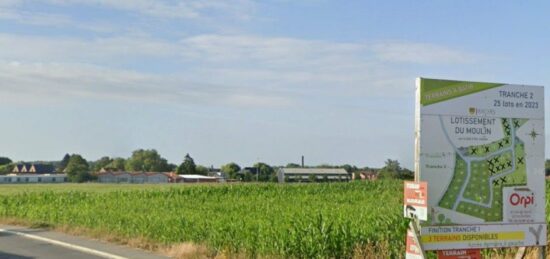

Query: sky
[[1, 1, 550, 169]]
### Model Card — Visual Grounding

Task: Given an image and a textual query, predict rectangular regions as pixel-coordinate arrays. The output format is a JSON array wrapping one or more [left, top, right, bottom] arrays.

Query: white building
[[97, 171, 174, 184], [176, 174, 219, 183], [277, 168, 350, 183], [0, 174, 67, 184]]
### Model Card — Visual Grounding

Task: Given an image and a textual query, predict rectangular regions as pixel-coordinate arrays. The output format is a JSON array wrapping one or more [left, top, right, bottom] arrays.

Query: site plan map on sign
[[438, 116, 527, 222], [415, 78, 546, 250]]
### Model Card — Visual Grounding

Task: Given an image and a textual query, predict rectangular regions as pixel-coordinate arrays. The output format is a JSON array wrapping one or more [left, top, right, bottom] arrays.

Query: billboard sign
[[415, 78, 546, 250]]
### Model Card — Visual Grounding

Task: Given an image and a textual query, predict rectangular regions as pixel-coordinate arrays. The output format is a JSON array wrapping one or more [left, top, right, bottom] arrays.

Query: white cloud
[[0, 8, 74, 27], [179, 34, 476, 67], [372, 42, 477, 64], [0, 0, 256, 34], [40, 0, 255, 20], [0, 61, 295, 108], [180, 34, 365, 64], [225, 94, 293, 108], [0, 0, 22, 7], [0, 32, 481, 107], [0, 33, 177, 63], [177, 34, 475, 96]]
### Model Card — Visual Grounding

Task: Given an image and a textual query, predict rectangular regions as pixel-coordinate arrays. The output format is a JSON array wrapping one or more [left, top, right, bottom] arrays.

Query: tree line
[[0, 151, 417, 183]]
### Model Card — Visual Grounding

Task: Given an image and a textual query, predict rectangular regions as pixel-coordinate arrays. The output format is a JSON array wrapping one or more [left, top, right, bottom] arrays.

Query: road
[[0, 231, 101, 259], [0, 225, 169, 259]]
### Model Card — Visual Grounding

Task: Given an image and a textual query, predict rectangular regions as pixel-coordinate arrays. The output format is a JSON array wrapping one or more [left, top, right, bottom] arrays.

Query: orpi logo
[[509, 191, 535, 208]]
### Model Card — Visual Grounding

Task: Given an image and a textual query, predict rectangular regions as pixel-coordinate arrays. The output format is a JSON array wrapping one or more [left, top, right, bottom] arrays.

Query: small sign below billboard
[[406, 229, 423, 259], [404, 181, 428, 221], [437, 249, 481, 259]]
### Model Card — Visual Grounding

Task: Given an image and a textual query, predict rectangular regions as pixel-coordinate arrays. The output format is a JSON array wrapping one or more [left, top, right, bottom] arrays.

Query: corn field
[[0, 180, 407, 258]]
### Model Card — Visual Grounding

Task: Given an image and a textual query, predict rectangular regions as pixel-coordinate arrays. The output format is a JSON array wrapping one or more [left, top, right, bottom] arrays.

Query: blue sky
[[1, 1, 549, 169]]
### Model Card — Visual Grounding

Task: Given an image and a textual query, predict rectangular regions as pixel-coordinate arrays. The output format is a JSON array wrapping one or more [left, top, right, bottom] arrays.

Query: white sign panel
[[415, 78, 546, 250]]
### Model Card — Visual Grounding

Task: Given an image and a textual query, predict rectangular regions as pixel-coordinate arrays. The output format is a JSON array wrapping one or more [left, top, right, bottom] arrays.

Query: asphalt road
[[0, 225, 168, 259], [0, 231, 102, 259]]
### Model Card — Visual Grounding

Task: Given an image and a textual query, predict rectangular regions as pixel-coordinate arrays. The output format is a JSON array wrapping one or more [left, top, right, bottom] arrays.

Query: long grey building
[[97, 171, 175, 183], [0, 174, 67, 184], [277, 168, 350, 183]]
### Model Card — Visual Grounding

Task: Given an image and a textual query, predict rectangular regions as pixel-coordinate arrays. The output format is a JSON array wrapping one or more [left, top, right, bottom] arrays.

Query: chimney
[[301, 156, 304, 167]]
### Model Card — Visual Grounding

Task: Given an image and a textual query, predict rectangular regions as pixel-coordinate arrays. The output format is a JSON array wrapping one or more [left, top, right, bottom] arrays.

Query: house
[[28, 164, 55, 174], [207, 167, 227, 180], [12, 163, 55, 174], [235, 167, 259, 180], [352, 170, 378, 181], [277, 168, 351, 183], [240, 167, 259, 175], [12, 164, 33, 173], [0, 174, 67, 184]]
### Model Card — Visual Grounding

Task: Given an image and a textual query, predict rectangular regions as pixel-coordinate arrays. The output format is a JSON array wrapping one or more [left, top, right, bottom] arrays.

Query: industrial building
[[175, 174, 220, 183], [97, 171, 175, 183], [277, 168, 351, 183], [0, 174, 67, 184], [96, 171, 222, 184]]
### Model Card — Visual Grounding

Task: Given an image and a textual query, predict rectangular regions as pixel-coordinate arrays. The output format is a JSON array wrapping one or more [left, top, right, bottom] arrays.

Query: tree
[[286, 163, 301, 168], [341, 164, 357, 173], [0, 164, 14, 175], [177, 154, 196, 175], [64, 154, 91, 183], [0, 157, 11, 166], [270, 174, 279, 182], [73, 171, 95, 182], [168, 163, 177, 172], [378, 159, 402, 179], [243, 171, 253, 182], [221, 162, 241, 179], [0, 157, 12, 175], [254, 162, 275, 182], [106, 158, 126, 171], [196, 165, 209, 176], [58, 153, 71, 172], [93, 156, 113, 172], [125, 149, 170, 172], [400, 168, 414, 180]]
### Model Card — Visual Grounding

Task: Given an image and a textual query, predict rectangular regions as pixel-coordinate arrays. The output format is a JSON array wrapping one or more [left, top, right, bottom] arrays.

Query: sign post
[[404, 181, 428, 258], [413, 78, 546, 255]]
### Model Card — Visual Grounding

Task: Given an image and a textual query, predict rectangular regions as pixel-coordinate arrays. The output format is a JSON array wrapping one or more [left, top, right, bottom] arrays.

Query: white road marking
[[0, 228, 128, 259]]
